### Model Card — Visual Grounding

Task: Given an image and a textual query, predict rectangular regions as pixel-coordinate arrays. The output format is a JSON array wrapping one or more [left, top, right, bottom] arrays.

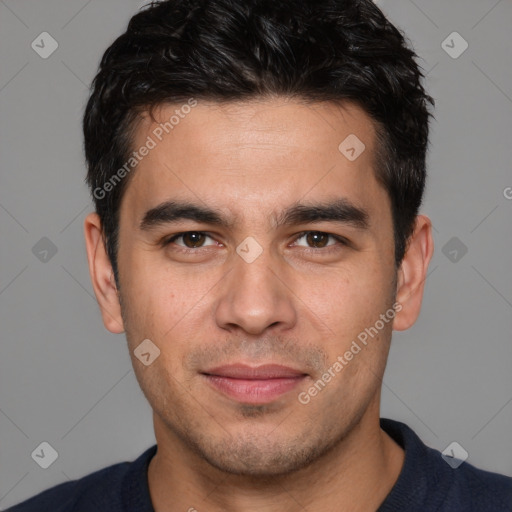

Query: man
[[8, 0, 511, 511]]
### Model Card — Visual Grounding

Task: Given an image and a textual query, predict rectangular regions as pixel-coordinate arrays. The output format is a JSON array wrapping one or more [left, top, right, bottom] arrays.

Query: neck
[[147, 397, 405, 512]]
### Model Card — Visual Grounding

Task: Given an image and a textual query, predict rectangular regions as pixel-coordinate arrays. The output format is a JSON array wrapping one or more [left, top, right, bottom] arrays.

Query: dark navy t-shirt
[[7, 418, 512, 511]]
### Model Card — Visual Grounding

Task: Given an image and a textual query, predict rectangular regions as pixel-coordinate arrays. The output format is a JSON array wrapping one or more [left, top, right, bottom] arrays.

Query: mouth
[[200, 364, 308, 404]]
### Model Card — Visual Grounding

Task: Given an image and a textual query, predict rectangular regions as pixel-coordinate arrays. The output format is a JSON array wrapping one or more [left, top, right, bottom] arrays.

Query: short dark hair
[[83, 0, 434, 285]]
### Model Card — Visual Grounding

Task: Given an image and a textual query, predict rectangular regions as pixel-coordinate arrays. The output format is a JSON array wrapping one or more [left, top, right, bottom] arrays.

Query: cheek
[[298, 264, 393, 339], [120, 255, 218, 353]]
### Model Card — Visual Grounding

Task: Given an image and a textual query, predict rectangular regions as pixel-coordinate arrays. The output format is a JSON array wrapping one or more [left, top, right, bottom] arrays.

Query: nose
[[214, 246, 297, 336]]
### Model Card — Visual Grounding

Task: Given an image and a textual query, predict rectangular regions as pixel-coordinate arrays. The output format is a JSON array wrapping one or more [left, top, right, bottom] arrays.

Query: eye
[[165, 231, 217, 249], [293, 231, 347, 249]]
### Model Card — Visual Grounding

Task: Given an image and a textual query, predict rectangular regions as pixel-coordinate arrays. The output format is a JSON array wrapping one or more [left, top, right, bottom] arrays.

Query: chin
[[185, 428, 333, 477]]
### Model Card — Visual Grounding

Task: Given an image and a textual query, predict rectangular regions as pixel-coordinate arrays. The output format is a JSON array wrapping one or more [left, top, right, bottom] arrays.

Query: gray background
[[1, 0, 511, 507]]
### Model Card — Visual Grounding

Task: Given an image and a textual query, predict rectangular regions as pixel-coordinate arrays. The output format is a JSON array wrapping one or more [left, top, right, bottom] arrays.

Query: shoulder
[[6, 445, 157, 512], [446, 459, 512, 511], [379, 418, 512, 512], [6, 463, 128, 512]]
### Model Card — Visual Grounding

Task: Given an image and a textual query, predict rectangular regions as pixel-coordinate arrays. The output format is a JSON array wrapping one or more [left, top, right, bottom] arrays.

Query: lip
[[203, 363, 306, 379], [201, 364, 307, 404]]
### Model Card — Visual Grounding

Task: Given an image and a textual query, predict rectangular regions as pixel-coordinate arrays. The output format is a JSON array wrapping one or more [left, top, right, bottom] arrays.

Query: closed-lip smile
[[201, 364, 308, 404]]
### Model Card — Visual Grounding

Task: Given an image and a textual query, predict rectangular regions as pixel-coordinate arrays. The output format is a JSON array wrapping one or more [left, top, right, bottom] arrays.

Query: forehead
[[120, 98, 388, 226]]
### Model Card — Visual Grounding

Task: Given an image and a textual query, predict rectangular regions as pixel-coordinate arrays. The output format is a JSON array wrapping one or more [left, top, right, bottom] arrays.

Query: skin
[[84, 97, 433, 512]]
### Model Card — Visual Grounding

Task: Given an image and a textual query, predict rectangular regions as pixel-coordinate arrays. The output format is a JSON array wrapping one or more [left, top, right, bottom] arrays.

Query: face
[[89, 98, 415, 476]]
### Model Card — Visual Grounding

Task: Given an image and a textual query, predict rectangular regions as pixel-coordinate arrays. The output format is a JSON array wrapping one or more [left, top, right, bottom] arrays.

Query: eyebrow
[[140, 201, 231, 231], [139, 198, 370, 232], [274, 199, 369, 230]]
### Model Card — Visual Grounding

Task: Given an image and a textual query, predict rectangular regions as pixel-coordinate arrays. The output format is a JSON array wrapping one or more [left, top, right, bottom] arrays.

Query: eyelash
[[162, 231, 349, 253]]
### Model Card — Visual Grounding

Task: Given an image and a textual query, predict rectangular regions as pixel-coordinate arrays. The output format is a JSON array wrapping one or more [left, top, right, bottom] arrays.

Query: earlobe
[[84, 212, 125, 334], [393, 215, 434, 331]]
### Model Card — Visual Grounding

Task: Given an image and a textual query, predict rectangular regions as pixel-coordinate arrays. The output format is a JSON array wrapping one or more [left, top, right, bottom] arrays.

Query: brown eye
[[293, 231, 347, 251], [305, 232, 330, 248], [181, 232, 207, 248], [166, 231, 216, 249]]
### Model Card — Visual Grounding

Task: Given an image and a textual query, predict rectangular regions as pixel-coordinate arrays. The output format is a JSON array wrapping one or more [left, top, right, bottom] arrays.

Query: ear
[[84, 212, 125, 334], [393, 215, 434, 331]]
